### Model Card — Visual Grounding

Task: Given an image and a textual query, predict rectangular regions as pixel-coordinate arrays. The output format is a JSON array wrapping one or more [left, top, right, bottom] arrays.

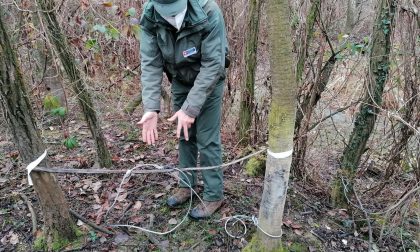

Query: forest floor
[[0, 113, 410, 252], [0, 70, 418, 251]]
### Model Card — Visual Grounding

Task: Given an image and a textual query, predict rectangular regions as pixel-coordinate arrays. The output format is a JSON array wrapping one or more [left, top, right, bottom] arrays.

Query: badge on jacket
[[183, 47, 197, 58]]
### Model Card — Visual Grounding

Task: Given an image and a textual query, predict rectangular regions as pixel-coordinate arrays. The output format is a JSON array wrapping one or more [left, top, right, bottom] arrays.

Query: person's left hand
[[168, 110, 195, 141]]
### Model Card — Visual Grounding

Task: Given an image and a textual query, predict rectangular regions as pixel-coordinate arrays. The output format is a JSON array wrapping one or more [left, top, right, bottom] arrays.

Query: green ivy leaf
[[107, 27, 120, 40], [89, 231, 97, 241], [50, 107, 67, 117], [93, 24, 107, 33], [363, 36, 369, 44], [63, 136, 78, 149], [85, 38, 98, 50], [43, 94, 61, 110], [127, 7, 136, 17]]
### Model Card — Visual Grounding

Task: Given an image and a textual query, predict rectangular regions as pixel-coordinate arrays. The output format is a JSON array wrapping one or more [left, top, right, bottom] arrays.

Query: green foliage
[[34, 236, 47, 251], [85, 38, 98, 50], [93, 24, 107, 33], [63, 136, 78, 149], [106, 27, 120, 40], [50, 107, 66, 117], [43, 94, 61, 110], [126, 7, 136, 17], [336, 34, 370, 61], [88, 231, 97, 241], [93, 24, 120, 41]]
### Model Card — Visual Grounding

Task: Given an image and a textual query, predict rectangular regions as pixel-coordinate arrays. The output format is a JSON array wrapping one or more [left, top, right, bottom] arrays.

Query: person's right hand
[[137, 111, 158, 145]]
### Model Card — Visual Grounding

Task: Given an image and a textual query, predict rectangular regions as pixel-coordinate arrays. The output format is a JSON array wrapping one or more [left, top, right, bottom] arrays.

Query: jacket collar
[[146, 0, 208, 28]]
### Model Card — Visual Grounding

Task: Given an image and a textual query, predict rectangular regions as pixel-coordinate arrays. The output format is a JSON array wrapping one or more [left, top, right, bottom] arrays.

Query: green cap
[[153, 0, 188, 17]]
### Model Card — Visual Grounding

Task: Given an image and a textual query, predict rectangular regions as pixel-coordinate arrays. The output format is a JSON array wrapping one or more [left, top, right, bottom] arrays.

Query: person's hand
[[137, 111, 158, 145], [168, 110, 195, 141]]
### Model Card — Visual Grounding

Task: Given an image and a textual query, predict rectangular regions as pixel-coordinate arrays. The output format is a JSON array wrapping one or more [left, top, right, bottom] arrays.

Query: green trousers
[[171, 79, 224, 202]]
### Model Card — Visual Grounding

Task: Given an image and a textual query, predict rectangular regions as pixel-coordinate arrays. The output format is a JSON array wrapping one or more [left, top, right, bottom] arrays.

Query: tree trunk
[[292, 52, 337, 178], [345, 0, 355, 33], [36, 0, 112, 167], [379, 8, 419, 187], [0, 9, 77, 250], [245, 0, 297, 249], [32, 11, 66, 107], [295, 0, 320, 83], [332, 0, 397, 206], [238, 0, 262, 145]]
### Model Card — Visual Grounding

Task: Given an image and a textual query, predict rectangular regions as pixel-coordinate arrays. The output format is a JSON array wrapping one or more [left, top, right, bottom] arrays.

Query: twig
[[309, 100, 361, 131], [310, 229, 326, 243], [142, 214, 168, 252], [19, 193, 37, 235], [376, 184, 420, 214], [353, 188, 373, 252], [69, 209, 114, 235]]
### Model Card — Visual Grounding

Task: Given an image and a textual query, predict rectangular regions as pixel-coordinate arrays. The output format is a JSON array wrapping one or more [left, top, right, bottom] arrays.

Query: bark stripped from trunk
[[37, 0, 112, 167], [239, 0, 262, 145], [333, 0, 397, 206], [0, 9, 76, 249]]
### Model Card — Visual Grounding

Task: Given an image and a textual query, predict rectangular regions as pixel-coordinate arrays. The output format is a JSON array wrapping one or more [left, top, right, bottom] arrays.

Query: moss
[[33, 237, 47, 251], [51, 237, 70, 251], [243, 235, 311, 252], [32, 226, 82, 251], [245, 155, 266, 176], [288, 242, 308, 252], [243, 236, 286, 252], [51, 229, 85, 251]]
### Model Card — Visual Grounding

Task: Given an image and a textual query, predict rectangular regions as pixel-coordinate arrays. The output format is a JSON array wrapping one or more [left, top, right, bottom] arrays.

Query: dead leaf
[[208, 229, 217, 235], [1, 236, 8, 245], [170, 210, 180, 216], [9, 233, 18, 245], [293, 229, 304, 235], [154, 193, 165, 199], [93, 204, 102, 210], [116, 193, 127, 202], [133, 201, 142, 210], [112, 155, 120, 162], [92, 181, 102, 192], [168, 218, 178, 225], [160, 240, 169, 248], [82, 179, 93, 190], [290, 223, 302, 229], [102, 2, 113, 7], [113, 232, 129, 245], [131, 216, 144, 223], [283, 219, 293, 227]]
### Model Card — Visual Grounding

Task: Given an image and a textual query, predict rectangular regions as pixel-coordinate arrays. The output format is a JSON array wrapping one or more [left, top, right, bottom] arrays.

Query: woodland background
[[0, 0, 419, 251]]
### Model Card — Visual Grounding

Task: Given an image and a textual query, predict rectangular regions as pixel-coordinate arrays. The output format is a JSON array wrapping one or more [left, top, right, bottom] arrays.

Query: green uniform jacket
[[139, 0, 228, 118]]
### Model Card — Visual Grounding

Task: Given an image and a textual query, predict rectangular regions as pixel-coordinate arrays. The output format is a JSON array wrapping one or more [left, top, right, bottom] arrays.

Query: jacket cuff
[[143, 104, 160, 114], [181, 101, 200, 118]]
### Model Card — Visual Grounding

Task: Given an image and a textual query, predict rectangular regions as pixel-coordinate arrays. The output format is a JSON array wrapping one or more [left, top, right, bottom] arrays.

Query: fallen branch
[[32, 148, 267, 175], [69, 209, 114, 235]]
